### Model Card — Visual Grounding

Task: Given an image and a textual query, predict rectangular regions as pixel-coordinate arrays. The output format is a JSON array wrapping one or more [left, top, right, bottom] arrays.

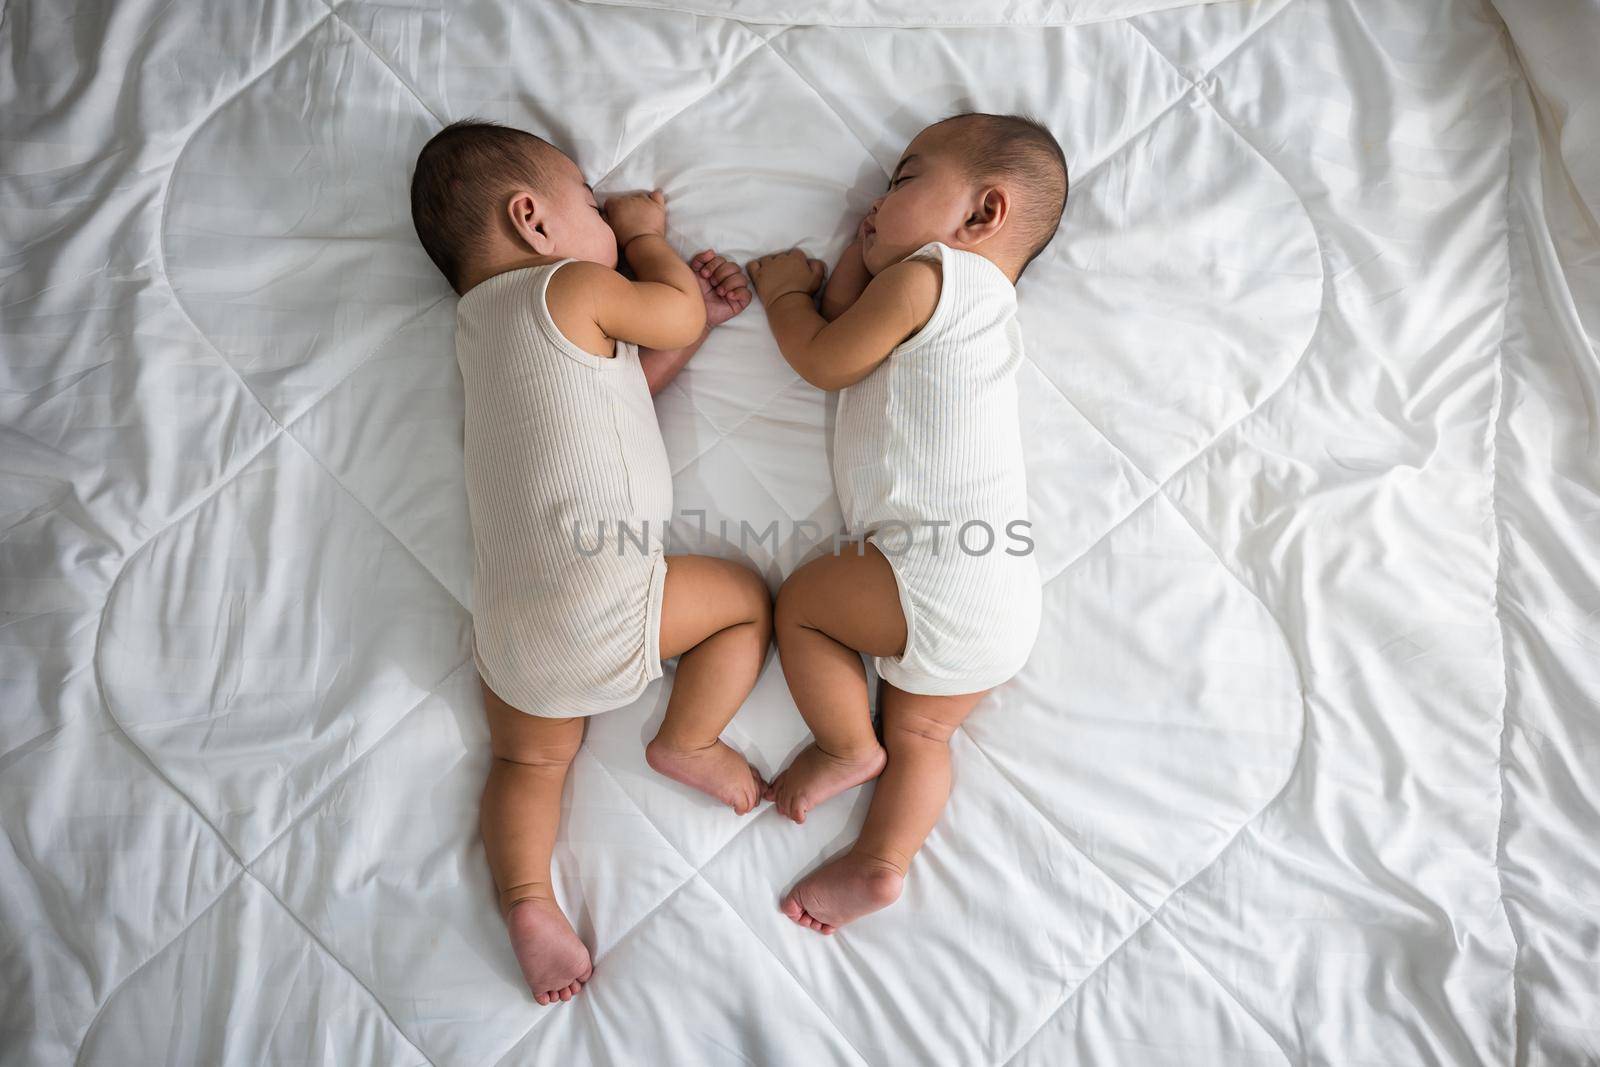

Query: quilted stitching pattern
[[126, 4, 1309, 1055], [0, 0, 1537, 1063]]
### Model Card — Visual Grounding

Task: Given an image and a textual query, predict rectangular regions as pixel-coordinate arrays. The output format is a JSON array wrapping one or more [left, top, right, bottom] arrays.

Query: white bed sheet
[[2, 0, 1597, 1063]]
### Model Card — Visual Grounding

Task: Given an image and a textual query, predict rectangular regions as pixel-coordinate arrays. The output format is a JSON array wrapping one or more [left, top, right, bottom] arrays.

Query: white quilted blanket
[[4, 1, 1598, 1063]]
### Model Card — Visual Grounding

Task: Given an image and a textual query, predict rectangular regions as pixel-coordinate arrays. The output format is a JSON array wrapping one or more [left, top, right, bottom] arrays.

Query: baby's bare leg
[[645, 554, 773, 814], [480, 683, 592, 1004], [765, 544, 906, 823], [781, 683, 987, 934]]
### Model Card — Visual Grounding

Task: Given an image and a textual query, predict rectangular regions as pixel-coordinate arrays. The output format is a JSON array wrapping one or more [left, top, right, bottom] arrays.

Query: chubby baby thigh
[[656, 553, 773, 660], [775, 541, 909, 659]]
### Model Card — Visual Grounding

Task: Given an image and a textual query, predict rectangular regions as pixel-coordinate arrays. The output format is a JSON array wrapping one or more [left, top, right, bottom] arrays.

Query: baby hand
[[689, 249, 752, 327], [746, 249, 826, 308], [604, 189, 667, 249]]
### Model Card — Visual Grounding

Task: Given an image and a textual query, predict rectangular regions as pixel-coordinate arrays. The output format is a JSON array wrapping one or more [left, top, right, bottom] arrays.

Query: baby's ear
[[962, 186, 1009, 244], [506, 191, 553, 254]]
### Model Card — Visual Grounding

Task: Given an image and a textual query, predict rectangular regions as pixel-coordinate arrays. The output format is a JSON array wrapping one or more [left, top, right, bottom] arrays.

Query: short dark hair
[[934, 112, 1069, 277], [410, 119, 560, 294]]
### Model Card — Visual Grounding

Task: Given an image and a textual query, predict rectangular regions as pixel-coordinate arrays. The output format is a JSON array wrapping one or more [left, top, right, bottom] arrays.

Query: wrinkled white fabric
[[1488, 4, 1600, 1063], [1, 0, 1595, 1064]]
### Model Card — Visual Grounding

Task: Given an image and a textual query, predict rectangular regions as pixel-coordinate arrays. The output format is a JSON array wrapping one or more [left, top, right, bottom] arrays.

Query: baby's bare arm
[[571, 190, 707, 351], [755, 257, 939, 392], [601, 234, 706, 348], [820, 237, 871, 322], [547, 253, 704, 355]]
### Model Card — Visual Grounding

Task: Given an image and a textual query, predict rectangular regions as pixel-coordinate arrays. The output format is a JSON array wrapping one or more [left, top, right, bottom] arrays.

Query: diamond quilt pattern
[[4, 0, 1586, 1063]]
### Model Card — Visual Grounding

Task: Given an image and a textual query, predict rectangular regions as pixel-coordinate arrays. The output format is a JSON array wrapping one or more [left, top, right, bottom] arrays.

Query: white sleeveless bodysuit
[[833, 241, 1043, 696], [455, 260, 672, 716]]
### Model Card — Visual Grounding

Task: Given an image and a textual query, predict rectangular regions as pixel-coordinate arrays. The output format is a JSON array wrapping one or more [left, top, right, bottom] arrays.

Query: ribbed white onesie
[[456, 260, 672, 717], [833, 241, 1043, 696]]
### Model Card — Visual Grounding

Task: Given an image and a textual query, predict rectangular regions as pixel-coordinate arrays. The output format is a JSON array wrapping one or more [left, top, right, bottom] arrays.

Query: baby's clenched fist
[[747, 249, 826, 308], [604, 189, 667, 249]]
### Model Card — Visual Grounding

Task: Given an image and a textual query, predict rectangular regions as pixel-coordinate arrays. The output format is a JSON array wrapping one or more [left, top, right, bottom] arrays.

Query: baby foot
[[645, 737, 766, 815], [781, 852, 904, 934], [506, 897, 593, 1005], [764, 741, 886, 824]]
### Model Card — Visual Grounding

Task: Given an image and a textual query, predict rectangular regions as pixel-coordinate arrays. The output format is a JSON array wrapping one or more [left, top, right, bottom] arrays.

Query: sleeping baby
[[410, 121, 771, 1005], [742, 112, 1067, 932]]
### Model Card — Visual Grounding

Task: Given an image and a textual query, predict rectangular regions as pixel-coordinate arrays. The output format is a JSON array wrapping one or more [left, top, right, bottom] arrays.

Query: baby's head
[[411, 120, 616, 295], [863, 112, 1068, 282]]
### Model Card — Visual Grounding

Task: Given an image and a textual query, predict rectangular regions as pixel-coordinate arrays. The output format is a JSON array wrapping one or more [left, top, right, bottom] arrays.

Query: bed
[[3, 0, 1597, 1063]]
